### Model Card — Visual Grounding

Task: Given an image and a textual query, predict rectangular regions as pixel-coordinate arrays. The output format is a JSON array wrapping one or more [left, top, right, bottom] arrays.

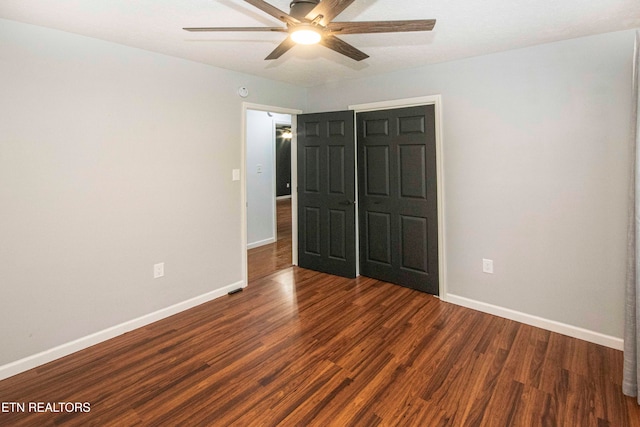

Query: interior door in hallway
[[357, 105, 439, 295], [297, 110, 356, 278]]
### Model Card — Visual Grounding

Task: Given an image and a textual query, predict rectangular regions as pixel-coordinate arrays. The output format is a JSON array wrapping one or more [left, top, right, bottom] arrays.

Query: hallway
[[247, 198, 292, 282]]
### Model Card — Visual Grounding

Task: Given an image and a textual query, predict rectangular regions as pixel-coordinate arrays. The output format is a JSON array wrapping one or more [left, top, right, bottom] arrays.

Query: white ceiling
[[2, 0, 640, 87]]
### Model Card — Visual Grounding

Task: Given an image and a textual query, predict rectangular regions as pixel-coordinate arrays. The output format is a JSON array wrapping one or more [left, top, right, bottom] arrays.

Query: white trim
[[271, 120, 278, 242], [446, 294, 624, 350], [0, 281, 245, 381], [349, 95, 442, 113], [349, 95, 447, 299], [241, 103, 303, 283], [247, 237, 276, 250]]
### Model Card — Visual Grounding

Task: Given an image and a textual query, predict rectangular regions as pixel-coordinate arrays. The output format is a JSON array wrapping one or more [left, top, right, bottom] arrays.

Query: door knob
[[339, 200, 354, 206]]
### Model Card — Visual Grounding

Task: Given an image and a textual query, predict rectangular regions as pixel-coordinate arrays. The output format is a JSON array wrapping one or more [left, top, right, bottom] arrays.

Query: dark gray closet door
[[357, 105, 438, 294], [297, 110, 356, 278]]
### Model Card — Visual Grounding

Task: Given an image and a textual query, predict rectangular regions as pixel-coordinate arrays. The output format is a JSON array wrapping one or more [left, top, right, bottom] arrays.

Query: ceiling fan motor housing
[[289, 0, 320, 20]]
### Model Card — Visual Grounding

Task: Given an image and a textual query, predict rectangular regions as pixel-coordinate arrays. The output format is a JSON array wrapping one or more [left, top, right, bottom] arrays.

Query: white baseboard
[[276, 195, 292, 200], [247, 237, 275, 250], [444, 294, 624, 351], [0, 280, 245, 381]]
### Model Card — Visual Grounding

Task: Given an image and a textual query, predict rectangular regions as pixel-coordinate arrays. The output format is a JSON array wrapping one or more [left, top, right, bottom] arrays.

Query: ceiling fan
[[183, 0, 436, 61]]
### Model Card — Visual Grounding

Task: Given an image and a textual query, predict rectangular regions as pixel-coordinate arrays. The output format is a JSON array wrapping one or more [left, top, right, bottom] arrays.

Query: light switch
[[257, 164, 263, 174], [232, 169, 240, 181]]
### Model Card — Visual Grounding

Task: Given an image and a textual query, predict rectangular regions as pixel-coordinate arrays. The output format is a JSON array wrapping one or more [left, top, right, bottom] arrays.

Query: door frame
[[241, 103, 303, 286], [241, 98, 446, 297], [349, 95, 447, 299]]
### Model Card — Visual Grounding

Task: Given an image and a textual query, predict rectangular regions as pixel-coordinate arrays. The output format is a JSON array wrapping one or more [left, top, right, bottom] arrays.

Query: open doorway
[[245, 109, 297, 282], [274, 123, 293, 265]]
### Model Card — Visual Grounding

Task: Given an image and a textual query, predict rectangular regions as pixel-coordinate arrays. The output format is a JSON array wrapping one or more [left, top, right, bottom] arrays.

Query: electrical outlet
[[154, 262, 165, 278], [482, 259, 494, 274], [256, 164, 262, 174]]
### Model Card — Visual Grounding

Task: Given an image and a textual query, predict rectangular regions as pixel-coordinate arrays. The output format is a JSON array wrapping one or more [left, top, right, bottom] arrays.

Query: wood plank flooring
[[1, 204, 639, 425], [248, 198, 293, 282]]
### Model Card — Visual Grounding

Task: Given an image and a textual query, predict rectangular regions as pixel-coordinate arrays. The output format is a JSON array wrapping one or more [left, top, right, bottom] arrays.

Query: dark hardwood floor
[[1, 200, 639, 425]]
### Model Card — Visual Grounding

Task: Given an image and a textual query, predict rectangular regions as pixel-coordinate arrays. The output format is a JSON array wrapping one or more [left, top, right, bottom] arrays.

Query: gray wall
[[0, 19, 305, 365], [246, 110, 291, 247], [307, 30, 633, 338]]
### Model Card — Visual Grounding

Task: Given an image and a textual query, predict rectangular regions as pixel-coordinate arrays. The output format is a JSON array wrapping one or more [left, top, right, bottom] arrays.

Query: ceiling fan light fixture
[[290, 25, 322, 45], [183, 0, 436, 62]]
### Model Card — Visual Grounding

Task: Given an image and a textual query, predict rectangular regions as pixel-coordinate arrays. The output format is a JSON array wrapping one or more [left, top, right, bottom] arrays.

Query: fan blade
[[183, 27, 287, 32], [244, 0, 300, 25], [327, 19, 436, 35], [305, 0, 355, 26], [320, 35, 369, 61], [265, 37, 296, 60]]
